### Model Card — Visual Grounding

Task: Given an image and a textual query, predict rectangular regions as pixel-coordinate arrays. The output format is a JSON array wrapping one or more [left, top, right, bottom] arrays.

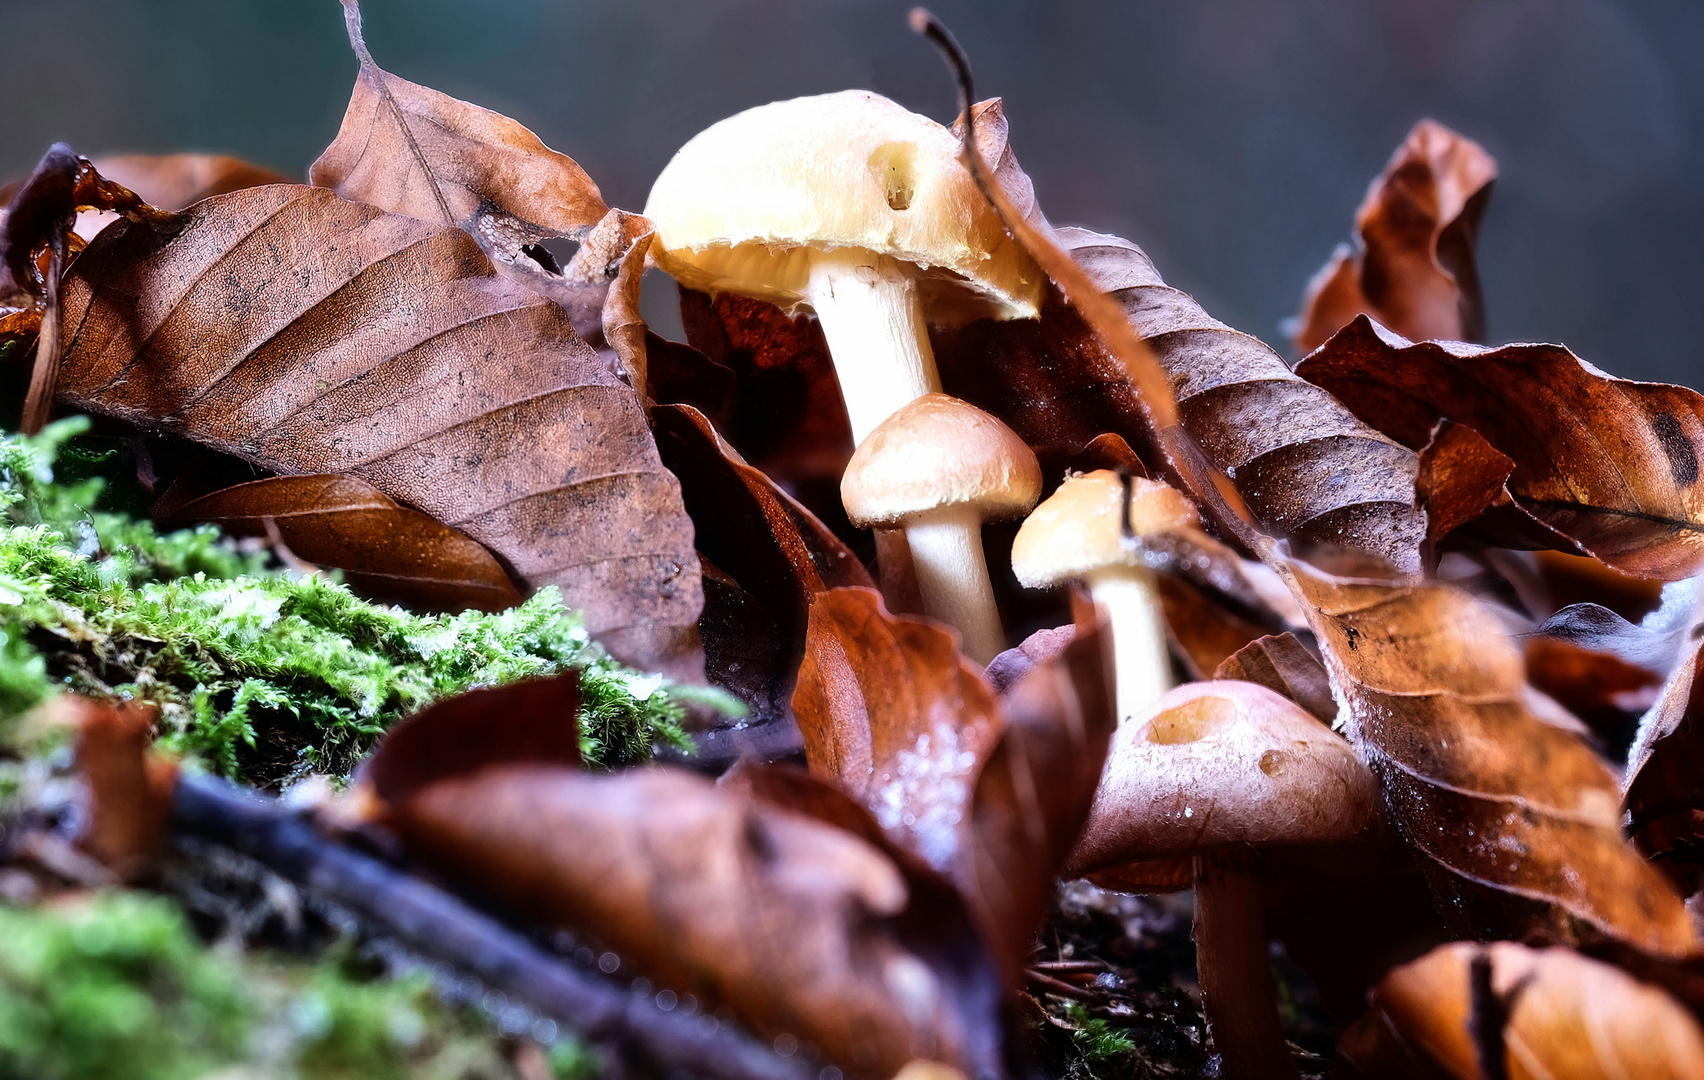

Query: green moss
[[0, 419, 708, 782], [1061, 1002, 1138, 1062], [0, 891, 599, 1080]]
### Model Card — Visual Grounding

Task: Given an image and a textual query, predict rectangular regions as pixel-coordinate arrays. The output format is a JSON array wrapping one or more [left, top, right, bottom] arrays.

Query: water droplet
[[598, 951, 620, 973], [775, 1033, 800, 1057], [1259, 749, 1287, 777], [656, 989, 678, 1012]]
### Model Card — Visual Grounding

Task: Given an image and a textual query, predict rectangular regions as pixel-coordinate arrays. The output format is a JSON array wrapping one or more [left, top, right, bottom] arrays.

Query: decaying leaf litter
[[2, 3, 1703, 1079]]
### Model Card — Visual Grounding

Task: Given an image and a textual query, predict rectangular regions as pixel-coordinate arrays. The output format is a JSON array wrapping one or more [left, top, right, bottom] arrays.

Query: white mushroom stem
[[1084, 566, 1174, 725], [903, 506, 1006, 665], [804, 248, 942, 444]]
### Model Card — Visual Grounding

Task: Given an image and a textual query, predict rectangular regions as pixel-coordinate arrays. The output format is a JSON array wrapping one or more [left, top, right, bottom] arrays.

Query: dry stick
[[909, 12, 1301, 1080], [172, 773, 813, 1080]]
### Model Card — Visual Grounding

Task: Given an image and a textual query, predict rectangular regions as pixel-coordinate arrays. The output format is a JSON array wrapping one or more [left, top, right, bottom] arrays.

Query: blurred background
[[2, 0, 1698, 382]]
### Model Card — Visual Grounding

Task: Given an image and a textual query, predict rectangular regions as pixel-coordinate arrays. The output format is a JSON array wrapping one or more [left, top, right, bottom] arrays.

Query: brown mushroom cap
[[840, 394, 1042, 527], [1010, 470, 1199, 589], [1067, 680, 1378, 875], [642, 90, 1042, 322]]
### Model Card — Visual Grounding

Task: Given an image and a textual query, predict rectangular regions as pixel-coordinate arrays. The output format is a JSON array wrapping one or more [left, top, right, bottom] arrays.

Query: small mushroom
[[1068, 680, 1379, 1080], [841, 394, 1042, 663], [643, 90, 1043, 443], [1010, 469, 1196, 725]]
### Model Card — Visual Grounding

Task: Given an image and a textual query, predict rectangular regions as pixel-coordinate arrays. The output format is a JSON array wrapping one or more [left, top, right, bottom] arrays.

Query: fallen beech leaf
[[1533, 585, 1700, 675], [931, 227, 1425, 576], [792, 587, 1114, 978], [1625, 624, 1704, 895], [655, 403, 872, 714], [984, 624, 1074, 697], [1289, 558, 1697, 955], [674, 287, 854, 510], [161, 473, 522, 612], [74, 696, 176, 879], [1340, 941, 1704, 1080], [311, 0, 606, 274], [590, 209, 656, 393], [1297, 316, 1704, 580], [360, 678, 1005, 1078], [1522, 636, 1663, 738], [60, 153, 293, 242], [54, 185, 701, 674], [1292, 120, 1496, 355], [1214, 632, 1337, 724], [1416, 420, 1515, 548]]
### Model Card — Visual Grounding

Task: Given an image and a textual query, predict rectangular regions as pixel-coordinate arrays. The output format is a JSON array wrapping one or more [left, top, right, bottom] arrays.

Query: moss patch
[[0, 419, 702, 783]]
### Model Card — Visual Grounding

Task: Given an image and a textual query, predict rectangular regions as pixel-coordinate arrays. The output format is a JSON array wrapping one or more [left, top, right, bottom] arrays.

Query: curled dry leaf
[[161, 473, 522, 613], [1289, 558, 1697, 955], [359, 676, 1004, 1079], [1292, 119, 1496, 355], [1416, 420, 1516, 549], [54, 184, 701, 675], [1298, 315, 1704, 580], [1213, 632, 1337, 725], [73, 696, 176, 879], [930, 225, 1425, 576], [1339, 941, 1704, 1080], [59, 153, 293, 243], [791, 587, 1115, 978], [1624, 624, 1704, 895], [654, 403, 872, 718]]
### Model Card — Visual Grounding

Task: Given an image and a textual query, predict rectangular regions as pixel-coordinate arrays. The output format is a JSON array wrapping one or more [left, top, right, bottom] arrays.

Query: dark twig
[[172, 773, 812, 1080], [1468, 948, 1532, 1080], [908, 9, 1278, 567]]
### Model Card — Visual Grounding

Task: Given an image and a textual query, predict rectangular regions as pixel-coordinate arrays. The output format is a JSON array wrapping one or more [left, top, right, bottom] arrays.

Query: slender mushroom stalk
[[1011, 470, 1196, 724], [803, 249, 941, 443], [1068, 681, 1380, 1080], [841, 394, 1041, 663], [643, 89, 1043, 444]]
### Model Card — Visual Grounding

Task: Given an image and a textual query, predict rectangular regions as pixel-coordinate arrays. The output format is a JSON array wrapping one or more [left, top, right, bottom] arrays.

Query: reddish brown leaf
[[55, 185, 701, 674], [358, 678, 1005, 1078], [161, 473, 522, 613], [1289, 558, 1696, 956], [310, 0, 606, 270], [792, 587, 1115, 978], [655, 403, 872, 713], [1339, 942, 1704, 1080], [60, 153, 293, 243], [1298, 315, 1704, 580], [74, 697, 176, 879], [1214, 633, 1337, 725], [1625, 622, 1704, 895], [1417, 420, 1516, 547], [1292, 120, 1496, 355]]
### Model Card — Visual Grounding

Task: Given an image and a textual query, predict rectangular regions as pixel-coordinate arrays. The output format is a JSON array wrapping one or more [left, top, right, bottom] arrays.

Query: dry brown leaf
[[1625, 625, 1704, 896], [1339, 941, 1704, 1080], [1416, 420, 1516, 549], [1522, 636, 1663, 739], [1292, 120, 1496, 355], [160, 473, 522, 613], [54, 184, 701, 674], [1298, 316, 1704, 580], [62, 153, 293, 242], [1213, 632, 1337, 725], [792, 587, 1114, 979], [73, 697, 176, 879], [359, 677, 1005, 1078], [1290, 558, 1696, 955], [931, 226, 1425, 576], [311, 0, 606, 272]]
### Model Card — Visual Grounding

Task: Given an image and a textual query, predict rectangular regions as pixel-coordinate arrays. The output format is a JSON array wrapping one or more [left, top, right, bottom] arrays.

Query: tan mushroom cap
[[1067, 680, 1378, 875], [642, 90, 1043, 322], [840, 394, 1042, 527], [1010, 470, 1199, 588]]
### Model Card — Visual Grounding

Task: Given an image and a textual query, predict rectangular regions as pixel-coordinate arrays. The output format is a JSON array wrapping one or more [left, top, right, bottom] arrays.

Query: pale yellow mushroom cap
[[840, 394, 1042, 527], [1010, 470, 1199, 588], [642, 90, 1043, 322]]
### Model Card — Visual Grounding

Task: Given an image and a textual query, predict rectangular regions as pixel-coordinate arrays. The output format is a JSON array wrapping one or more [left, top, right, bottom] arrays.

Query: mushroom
[[841, 393, 1041, 663], [642, 90, 1043, 444], [1010, 469, 1196, 725], [1068, 680, 1380, 1080]]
